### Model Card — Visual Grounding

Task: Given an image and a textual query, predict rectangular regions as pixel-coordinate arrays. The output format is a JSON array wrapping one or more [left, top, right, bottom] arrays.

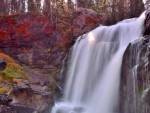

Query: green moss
[[48, 68, 53, 72], [22, 64, 30, 69], [136, 103, 140, 110], [46, 88, 51, 92], [51, 85, 57, 90], [0, 68, 22, 80], [57, 69, 61, 72], [0, 63, 29, 81], [0, 87, 8, 94], [0, 53, 30, 81], [48, 73, 52, 77], [30, 68, 35, 71], [143, 104, 147, 109], [138, 87, 143, 94]]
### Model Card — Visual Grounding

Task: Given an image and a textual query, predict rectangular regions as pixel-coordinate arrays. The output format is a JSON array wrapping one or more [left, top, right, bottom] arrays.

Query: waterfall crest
[[51, 12, 146, 113]]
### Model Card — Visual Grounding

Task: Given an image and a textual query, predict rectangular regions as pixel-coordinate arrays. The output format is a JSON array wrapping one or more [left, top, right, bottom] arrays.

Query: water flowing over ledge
[[51, 11, 146, 113]]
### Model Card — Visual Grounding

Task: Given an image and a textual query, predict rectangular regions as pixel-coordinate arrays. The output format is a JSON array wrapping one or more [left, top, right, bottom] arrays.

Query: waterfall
[[51, 12, 146, 113]]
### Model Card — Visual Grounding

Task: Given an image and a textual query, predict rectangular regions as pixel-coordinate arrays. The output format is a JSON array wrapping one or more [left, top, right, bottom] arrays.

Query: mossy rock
[[0, 53, 14, 63], [0, 53, 30, 81], [0, 87, 8, 94]]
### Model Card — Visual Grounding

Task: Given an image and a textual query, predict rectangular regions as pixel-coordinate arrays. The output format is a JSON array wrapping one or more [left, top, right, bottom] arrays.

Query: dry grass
[[0, 77, 3, 83], [0, 87, 8, 94]]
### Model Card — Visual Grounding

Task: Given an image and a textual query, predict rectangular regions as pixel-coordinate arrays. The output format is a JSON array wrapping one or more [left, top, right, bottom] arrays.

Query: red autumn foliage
[[0, 9, 105, 82]]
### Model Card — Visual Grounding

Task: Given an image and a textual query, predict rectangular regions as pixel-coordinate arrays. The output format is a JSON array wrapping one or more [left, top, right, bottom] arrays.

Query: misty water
[[51, 12, 146, 113]]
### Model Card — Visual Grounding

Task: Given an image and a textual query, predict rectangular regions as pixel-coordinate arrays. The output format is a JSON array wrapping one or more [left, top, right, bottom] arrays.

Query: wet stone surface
[[0, 58, 6, 71]]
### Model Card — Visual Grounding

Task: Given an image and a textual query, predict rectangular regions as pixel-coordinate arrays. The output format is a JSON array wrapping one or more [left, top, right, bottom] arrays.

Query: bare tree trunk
[[28, 0, 35, 12], [18, 0, 24, 12]]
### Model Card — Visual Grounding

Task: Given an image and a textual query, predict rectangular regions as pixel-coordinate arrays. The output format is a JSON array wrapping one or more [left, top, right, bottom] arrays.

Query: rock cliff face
[[120, 11, 150, 113], [0, 8, 106, 112], [0, 8, 106, 83]]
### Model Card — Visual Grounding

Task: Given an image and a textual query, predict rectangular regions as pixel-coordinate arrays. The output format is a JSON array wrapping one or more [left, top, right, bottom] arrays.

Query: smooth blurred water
[[51, 12, 146, 113]]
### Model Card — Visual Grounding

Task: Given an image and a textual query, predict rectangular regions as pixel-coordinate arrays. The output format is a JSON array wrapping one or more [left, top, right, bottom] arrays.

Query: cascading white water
[[51, 12, 146, 113]]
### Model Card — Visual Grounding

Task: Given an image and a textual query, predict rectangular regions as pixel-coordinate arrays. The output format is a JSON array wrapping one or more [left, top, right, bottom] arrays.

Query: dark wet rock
[[12, 85, 31, 97], [52, 83, 64, 101], [55, 83, 63, 92], [0, 105, 11, 113], [12, 79, 31, 97], [0, 104, 35, 113], [145, 90, 150, 105], [144, 10, 150, 35], [0, 94, 12, 105], [143, 35, 150, 44], [9, 79, 54, 113], [120, 36, 150, 113], [40, 79, 46, 87], [0, 79, 54, 113], [0, 58, 6, 71]]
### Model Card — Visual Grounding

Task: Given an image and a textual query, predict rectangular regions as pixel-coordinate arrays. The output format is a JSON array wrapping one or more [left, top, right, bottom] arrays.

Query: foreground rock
[[0, 94, 12, 105], [144, 10, 150, 36], [0, 79, 54, 113]]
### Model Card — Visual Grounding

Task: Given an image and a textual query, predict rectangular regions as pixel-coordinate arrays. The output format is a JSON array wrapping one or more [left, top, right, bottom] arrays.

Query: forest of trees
[[0, 0, 147, 24]]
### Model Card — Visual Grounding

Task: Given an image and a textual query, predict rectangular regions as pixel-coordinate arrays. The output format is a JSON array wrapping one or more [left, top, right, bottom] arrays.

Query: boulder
[[3, 79, 55, 113], [144, 10, 150, 35], [0, 104, 35, 113], [0, 94, 12, 105]]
